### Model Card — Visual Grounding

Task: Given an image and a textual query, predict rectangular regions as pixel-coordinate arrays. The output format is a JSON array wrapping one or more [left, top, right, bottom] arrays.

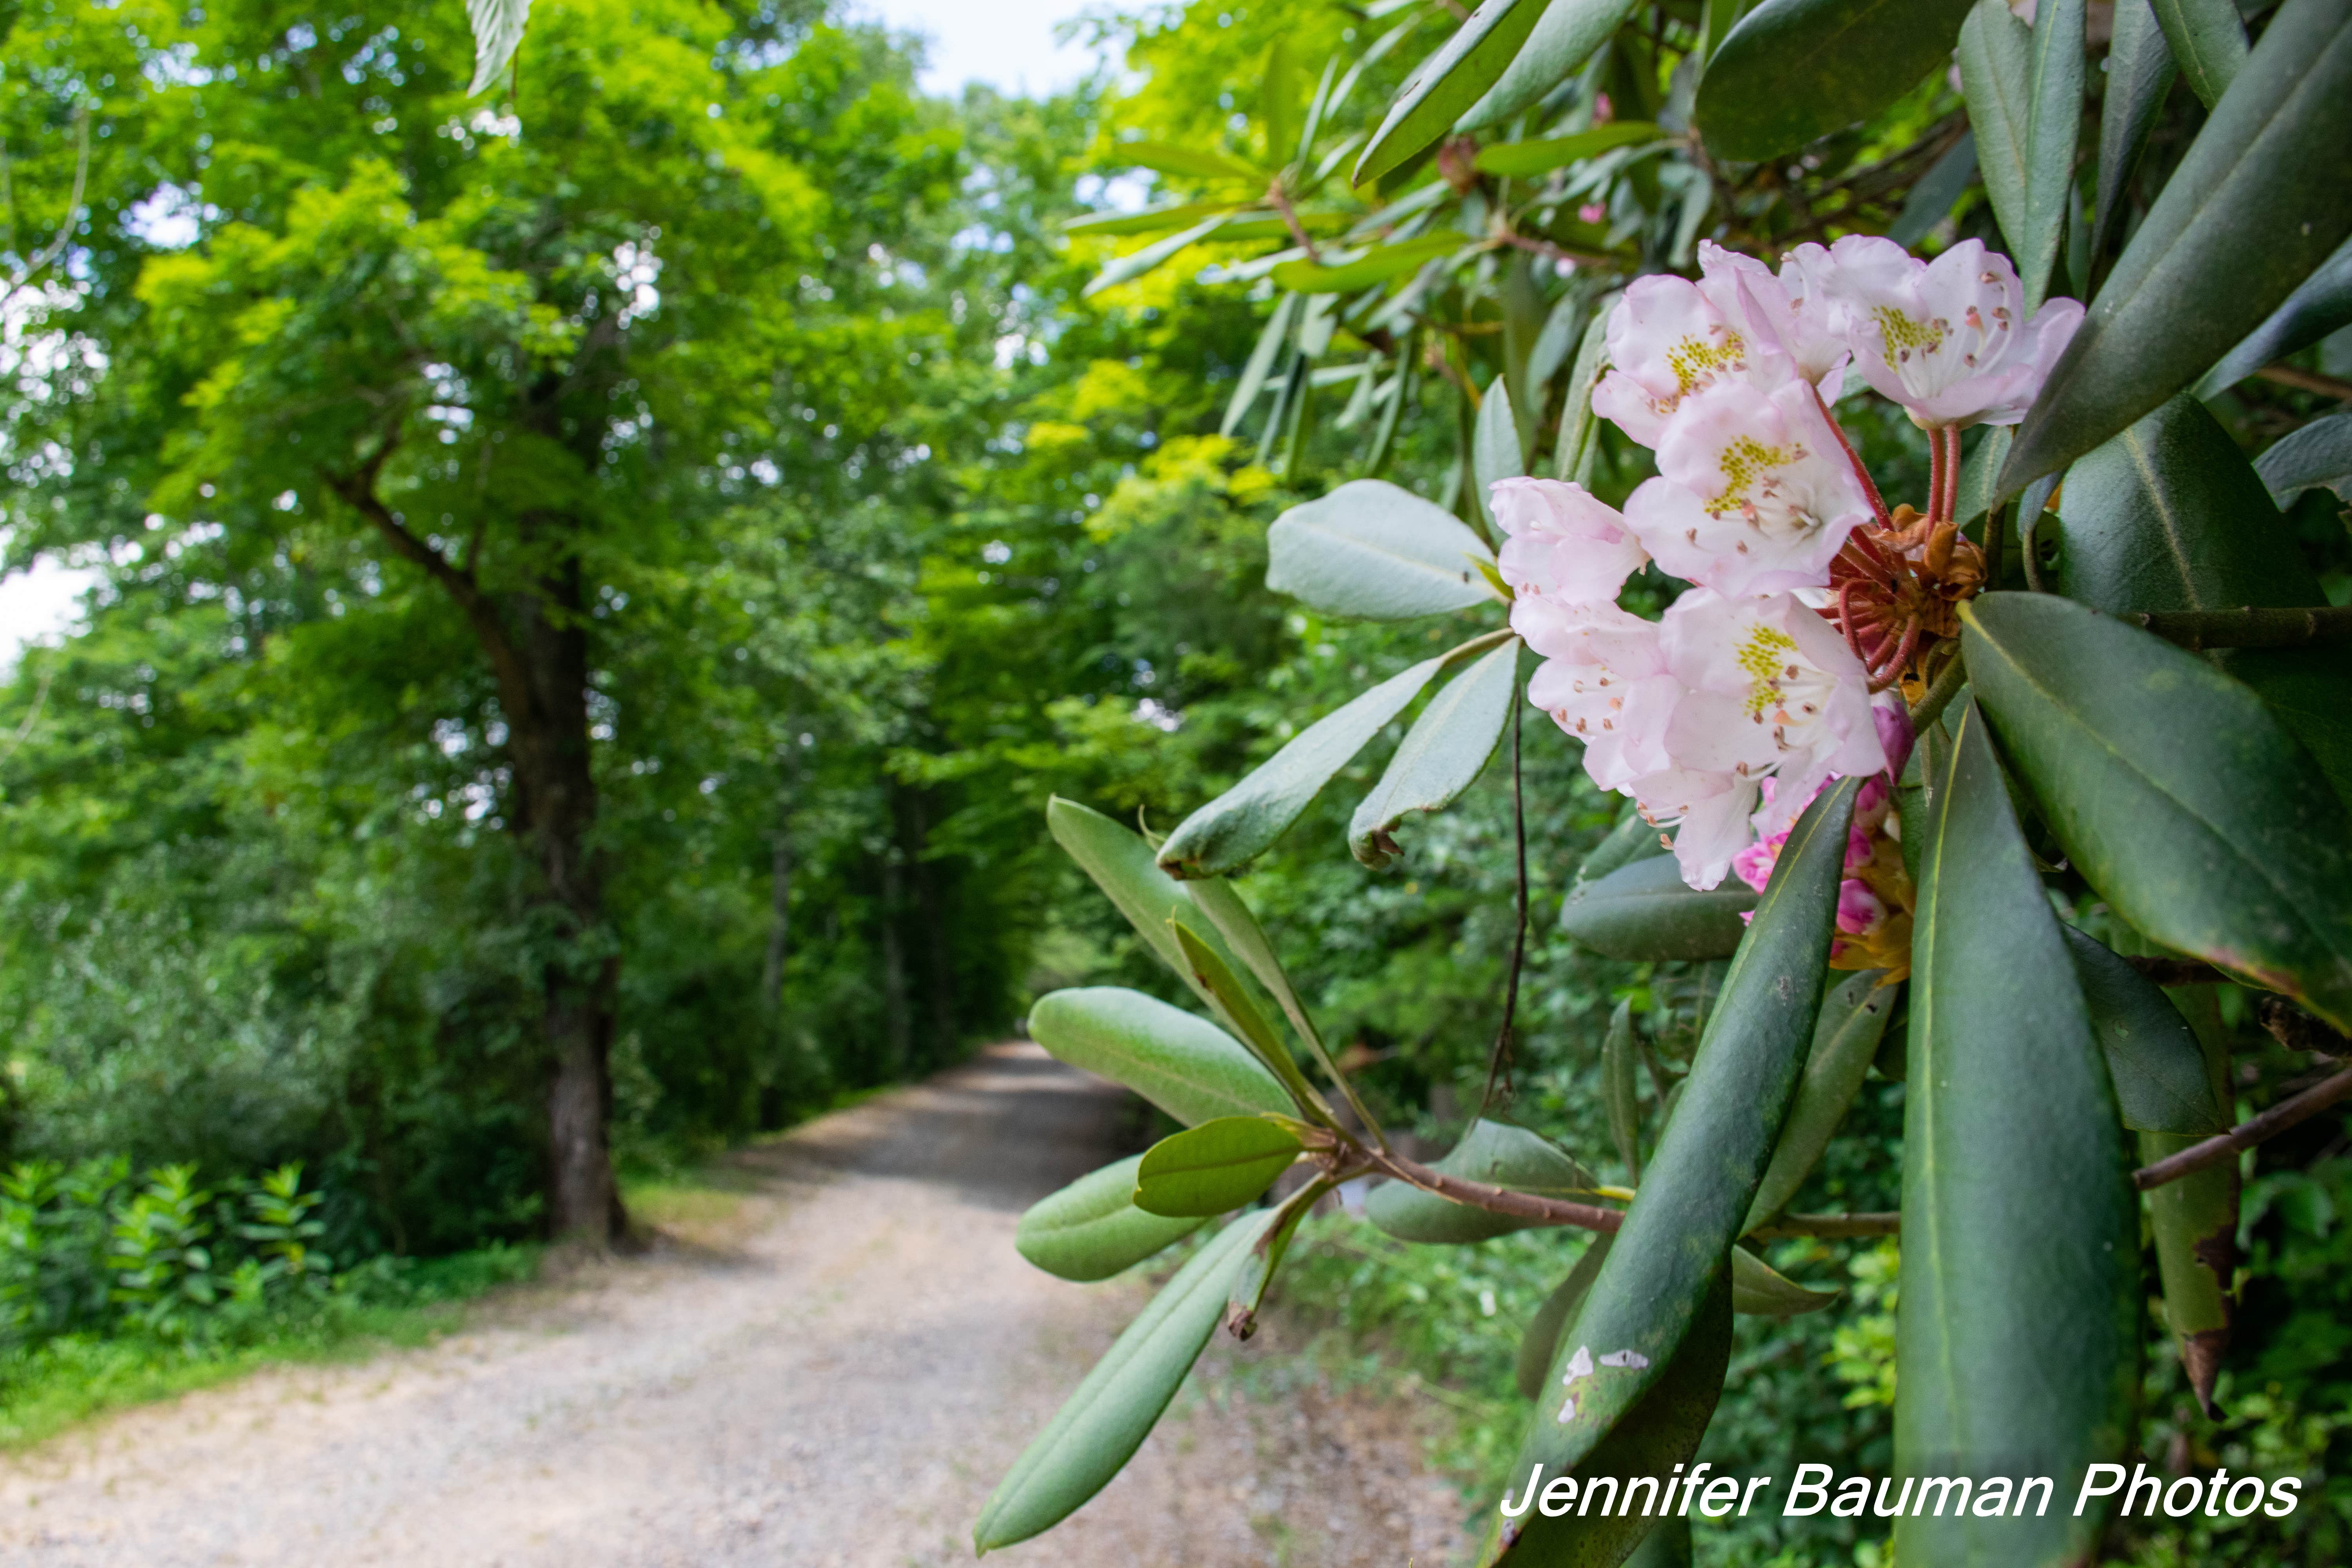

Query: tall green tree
[[5, 0, 962, 1240]]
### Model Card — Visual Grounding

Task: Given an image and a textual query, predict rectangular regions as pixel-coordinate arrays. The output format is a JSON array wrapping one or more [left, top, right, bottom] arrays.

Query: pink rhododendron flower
[[1836, 878, 1887, 935], [1699, 240, 1851, 396], [1824, 236, 2083, 428], [1490, 478, 1649, 606], [1590, 272, 1788, 448], [1519, 597, 1680, 791], [1657, 590, 1886, 843], [1624, 378, 1874, 596]]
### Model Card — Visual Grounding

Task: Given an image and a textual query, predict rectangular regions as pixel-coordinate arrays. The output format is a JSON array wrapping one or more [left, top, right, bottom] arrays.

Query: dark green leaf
[[1492, 1275, 1735, 1562], [1744, 969, 1897, 1229], [1459, 0, 1642, 130], [1168, 920, 1326, 1115], [2051, 395, 2327, 613], [1134, 1116, 1302, 1218], [1355, 0, 1553, 191], [1365, 1118, 1600, 1243], [1047, 797, 1254, 1010], [1494, 782, 1856, 1560], [1350, 637, 1521, 868], [1625, 1515, 1695, 1568], [2046, 395, 2352, 805], [1998, 0, 2352, 499], [1551, 307, 1616, 483], [1026, 987, 1295, 1127], [1472, 122, 1668, 178], [2194, 238, 2352, 397], [2256, 410, 2352, 506], [1888, 130, 1979, 251], [2062, 927, 2225, 1134], [2150, 0, 2249, 107], [2136, 986, 2236, 1412], [1959, 0, 2034, 279], [1156, 637, 1503, 879], [1603, 999, 1644, 1183], [1575, 803, 1672, 888], [1896, 703, 2139, 1564], [1016, 1156, 1208, 1281], [1559, 854, 1757, 960], [1730, 1243, 1840, 1316], [1268, 234, 1460, 293], [1515, 1237, 1612, 1400], [974, 1210, 1278, 1553], [1964, 594, 2352, 1031], [1695, 0, 1976, 162], [1265, 479, 1501, 621], [2017, 0, 2087, 312], [2091, 0, 2176, 267], [1184, 878, 1347, 1096]]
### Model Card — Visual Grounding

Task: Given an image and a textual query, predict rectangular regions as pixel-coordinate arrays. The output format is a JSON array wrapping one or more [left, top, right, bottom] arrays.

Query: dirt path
[[0, 1044, 1475, 1567]]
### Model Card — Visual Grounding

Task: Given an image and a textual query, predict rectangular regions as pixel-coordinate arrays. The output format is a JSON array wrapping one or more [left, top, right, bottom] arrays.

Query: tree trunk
[[900, 788, 957, 1064], [507, 557, 622, 1246], [760, 761, 795, 1019], [879, 853, 911, 1079]]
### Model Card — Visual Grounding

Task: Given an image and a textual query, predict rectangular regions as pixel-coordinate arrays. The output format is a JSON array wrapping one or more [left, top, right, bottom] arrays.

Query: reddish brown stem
[[2135, 1067, 2352, 1191], [1812, 383, 1891, 528]]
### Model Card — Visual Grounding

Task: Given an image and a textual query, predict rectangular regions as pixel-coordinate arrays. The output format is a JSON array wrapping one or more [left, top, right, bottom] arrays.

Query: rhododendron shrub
[[986, 3, 2352, 1563]]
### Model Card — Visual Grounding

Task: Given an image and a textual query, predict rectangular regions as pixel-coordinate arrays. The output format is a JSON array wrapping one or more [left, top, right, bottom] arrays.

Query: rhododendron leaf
[[2194, 238, 2352, 398], [1603, 999, 1644, 1181], [2016, 0, 2086, 313], [1265, 479, 1499, 621], [1515, 1236, 1613, 1400], [1015, 1155, 1207, 1281], [1897, 702, 2138, 1566], [1958, 0, 2033, 292], [1473, 376, 1527, 510], [1730, 1244, 1840, 1316], [1695, 0, 1976, 162], [2061, 927, 2225, 1135], [1168, 919, 1327, 1116], [1575, 804, 1673, 887], [1222, 292, 1300, 439], [2256, 410, 2352, 507], [1267, 233, 1461, 294], [1354, 0, 1552, 192], [974, 1210, 1278, 1553], [1350, 637, 1521, 868], [1458, 0, 1642, 131], [1026, 987, 1294, 1127], [1493, 781, 1854, 1561], [1743, 968, 1898, 1231], [1132, 1116, 1302, 1218], [1364, 1118, 1599, 1243], [2047, 395, 2352, 802], [2150, 0, 2249, 107], [1157, 638, 1503, 879], [1047, 797, 1254, 1009], [1081, 212, 1238, 298], [2000, 0, 2352, 499], [1472, 121, 1668, 177], [2091, 0, 2176, 268], [1490, 1277, 1733, 1564], [1962, 593, 2352, 1031], [1559, 854, 1757, 960]]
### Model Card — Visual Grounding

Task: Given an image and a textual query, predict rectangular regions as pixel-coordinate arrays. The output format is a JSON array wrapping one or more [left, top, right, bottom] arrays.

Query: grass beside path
[[0, 1245, 543, 1452]]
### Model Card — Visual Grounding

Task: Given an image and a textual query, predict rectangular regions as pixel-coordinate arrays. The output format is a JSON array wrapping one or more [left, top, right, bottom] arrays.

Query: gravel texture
[[0, 1042, 1475, 1567]]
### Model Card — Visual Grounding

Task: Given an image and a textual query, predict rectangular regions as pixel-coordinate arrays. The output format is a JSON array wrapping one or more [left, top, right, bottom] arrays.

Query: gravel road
[[0, 1042, 1474, 1567]]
